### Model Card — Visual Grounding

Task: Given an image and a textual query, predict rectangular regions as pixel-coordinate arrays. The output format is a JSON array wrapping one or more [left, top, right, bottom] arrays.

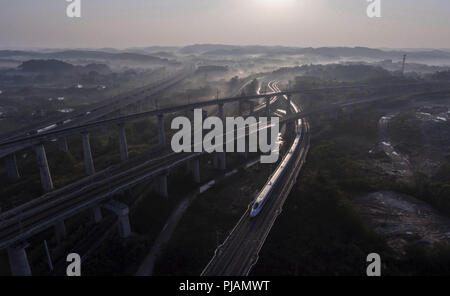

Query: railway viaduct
[[0, 80, 446, 275]]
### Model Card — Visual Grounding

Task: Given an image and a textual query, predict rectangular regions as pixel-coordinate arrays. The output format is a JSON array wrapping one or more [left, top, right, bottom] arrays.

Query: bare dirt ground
[[353, 191, 450, 255]]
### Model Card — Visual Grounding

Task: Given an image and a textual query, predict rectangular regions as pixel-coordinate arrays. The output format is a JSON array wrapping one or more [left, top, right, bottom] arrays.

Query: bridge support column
[[34, 144, 54, 193], [265, 96, 271, 117], [158, 114, 166, 148], [213, 155, 219, 169], [192, 158, 200, 183], [243, 128, 249, 159], [127, 105, 134, 115], [185, 159, 192, 174], [82, 132, 95, 176], [118, 123, 128, 162], [344, 105, 355, 114], [103, 200, 131, 238], [137, 101, 143, 113], [249, 101, 255, 117], [238, 101, 243, 115], [332, 109, 339, 120], [118, 213, 131, 238], [5, 153, 20, 182], [58, 137, 69, 152], [267, 118, 273, 146], [7, 241, 31, 276], [286, 95, 292, 114], [92, 206, 103, 224], [54, 220, 67, 243], [157, 173, 168, 197], [218, 103, 226, 170], [56, 122, 69, 152]]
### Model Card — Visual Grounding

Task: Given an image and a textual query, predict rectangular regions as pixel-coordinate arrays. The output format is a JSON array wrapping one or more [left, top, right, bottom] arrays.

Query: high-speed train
[[250, 85, 304, 218]]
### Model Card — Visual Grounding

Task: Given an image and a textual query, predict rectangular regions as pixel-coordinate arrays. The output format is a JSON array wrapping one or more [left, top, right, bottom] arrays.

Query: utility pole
[[401, 54, 407, 75]]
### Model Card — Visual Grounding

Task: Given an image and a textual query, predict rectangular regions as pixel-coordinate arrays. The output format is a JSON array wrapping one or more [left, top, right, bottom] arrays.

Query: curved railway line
[[1, 77, 450, 275], [201, 81, 310, 276]]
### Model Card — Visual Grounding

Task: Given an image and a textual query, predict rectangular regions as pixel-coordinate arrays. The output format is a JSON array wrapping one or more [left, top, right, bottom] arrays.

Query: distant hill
[[48, 50, 170, 64], [82, 63, 112, 74], [17, 59, 112, 74], [3, 46, 450, 65], [125, 46, 179, 54], [0, 50, 172, 64], [19, 59, 74, 72], [176, 44, 450, 62], [195, 65, 229, 73], [179, 44, 241, 54]]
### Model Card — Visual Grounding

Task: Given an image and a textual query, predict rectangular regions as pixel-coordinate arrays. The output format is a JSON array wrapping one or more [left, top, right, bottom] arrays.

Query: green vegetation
[[389, 111, 424, 155], [253, 103, 450, 275], [152, 161, 278, 275]]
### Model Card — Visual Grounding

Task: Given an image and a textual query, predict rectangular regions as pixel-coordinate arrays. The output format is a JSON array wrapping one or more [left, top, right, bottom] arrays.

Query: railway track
[[202, 81, 310, 276], [0, 66, 194, 148], [0, 151, 197, 249], [0, 89, 277, 250]]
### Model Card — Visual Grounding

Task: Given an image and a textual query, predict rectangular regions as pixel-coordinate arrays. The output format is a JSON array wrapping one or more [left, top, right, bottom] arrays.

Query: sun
[[260, 0, 296, 4], [257, 0, 298, 9]]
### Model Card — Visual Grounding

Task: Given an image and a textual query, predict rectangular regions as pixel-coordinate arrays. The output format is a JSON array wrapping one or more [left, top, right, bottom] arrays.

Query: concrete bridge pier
[[115, 109, 122, 117], [103, 200, 131, 238], [81, 132, 95, 176], [265, 96, 271, 117], [343, 105, 355, 114], [219, 150, 226, 170], [218, 103, 226, 170], [332, 109, 339, 120], [185, 160, 192, 174], [7, 241, 32, 276], [286, 95, 292, 114], [249, 101, 255, 116], [118, 123, 128, 162], [56, 122, 69, 152], [213, 155, 219, 169], [137, 101, 144, 113], [146, 97, 152, 109], [266, 118, 272, 147], [92, 206, 103, 224], [34, 144, 54, 192], [158, 114, 166, 148], [157, 172, 168, 197], [58, 137, 69, 152], [5, 153, 20, 182], [54, 220, 67, 243], [127, 104, 134, 115], [244, 128, 249, 159], [192, 158, 201, 183]]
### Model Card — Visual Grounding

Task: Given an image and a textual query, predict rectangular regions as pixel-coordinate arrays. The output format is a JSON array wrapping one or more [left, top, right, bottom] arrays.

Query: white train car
[[250, 91, 303, 218]]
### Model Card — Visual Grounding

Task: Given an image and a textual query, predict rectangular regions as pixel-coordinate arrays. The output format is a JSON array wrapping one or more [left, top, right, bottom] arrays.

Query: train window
[[253, 202, 259, 209]]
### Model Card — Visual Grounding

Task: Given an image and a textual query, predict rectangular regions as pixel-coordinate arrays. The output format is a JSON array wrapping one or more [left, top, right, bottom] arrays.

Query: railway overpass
[[1, 80, 449, 275], [0, 66, 195, 162]]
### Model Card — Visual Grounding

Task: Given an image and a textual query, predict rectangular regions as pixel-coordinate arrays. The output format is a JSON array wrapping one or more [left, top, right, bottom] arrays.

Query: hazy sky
[[1, 0, 450, 49]]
